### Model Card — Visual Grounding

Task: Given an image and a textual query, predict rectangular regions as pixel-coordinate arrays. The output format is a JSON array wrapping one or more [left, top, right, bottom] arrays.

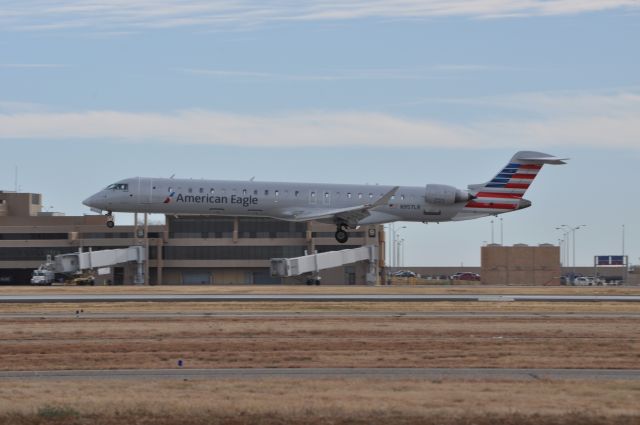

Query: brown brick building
[[481, 243, 561, 285], [1, 191, 383, 285]]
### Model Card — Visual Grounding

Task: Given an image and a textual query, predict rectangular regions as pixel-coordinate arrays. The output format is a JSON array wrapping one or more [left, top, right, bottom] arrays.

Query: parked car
[[393, 270, 417, 278], [450, 272, 480, 281], [573, 276, 598, 286]]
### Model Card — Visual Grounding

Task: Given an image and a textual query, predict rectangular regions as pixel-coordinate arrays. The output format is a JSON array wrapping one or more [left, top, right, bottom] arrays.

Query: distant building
[[0, 190, 383, 285], [481, 244, 561, 285]]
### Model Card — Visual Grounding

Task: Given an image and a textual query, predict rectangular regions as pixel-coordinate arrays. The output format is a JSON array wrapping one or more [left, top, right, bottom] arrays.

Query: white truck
[[30, 268, 56, 285]]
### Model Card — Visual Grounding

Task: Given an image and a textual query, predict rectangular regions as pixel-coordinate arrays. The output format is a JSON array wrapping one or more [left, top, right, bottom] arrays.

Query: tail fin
[[465, 151, 567, 212]]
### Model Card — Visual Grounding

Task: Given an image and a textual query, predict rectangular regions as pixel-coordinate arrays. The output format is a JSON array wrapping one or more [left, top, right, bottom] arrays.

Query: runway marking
[[478, 295, 515, 302]]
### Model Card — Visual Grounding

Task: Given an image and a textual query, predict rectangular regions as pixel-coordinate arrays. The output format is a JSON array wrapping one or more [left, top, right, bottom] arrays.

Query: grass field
[[1, 284, 639, 295], [1, 286, 639, 424], [1, 379, 639, 424]]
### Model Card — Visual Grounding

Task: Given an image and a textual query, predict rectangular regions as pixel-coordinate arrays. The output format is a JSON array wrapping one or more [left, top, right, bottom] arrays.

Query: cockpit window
[[106, 183, 129, 191]]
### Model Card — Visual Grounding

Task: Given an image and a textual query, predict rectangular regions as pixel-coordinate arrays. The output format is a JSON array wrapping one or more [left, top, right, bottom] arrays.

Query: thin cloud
[[0, 63, 67, 69], [392, 90, 640, 116], [2, 1, 639, 32], [0, 91, 638, 149], [178, 65, 486, 81], [0, 100, 47, 113]]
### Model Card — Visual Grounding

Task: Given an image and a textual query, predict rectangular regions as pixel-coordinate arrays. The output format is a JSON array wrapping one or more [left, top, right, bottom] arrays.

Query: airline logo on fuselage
[[175, 193, 258, 207], [164, 190, 176, 204]]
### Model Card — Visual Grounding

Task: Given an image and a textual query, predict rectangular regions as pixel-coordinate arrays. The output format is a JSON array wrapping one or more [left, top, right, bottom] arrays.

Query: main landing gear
[[106, 211, 115, 228], [334, 223, 349, 244]]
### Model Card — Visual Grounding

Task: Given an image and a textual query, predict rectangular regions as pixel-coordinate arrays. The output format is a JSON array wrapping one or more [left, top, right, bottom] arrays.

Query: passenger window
[[295, 190, 299, 197], [253, 189, 258, 195], [324, 192, 329, 198], [188, 188, 193, 194], [210, 188, 215, 194], [401, 195, 405, 200], [358, 193, 363, 199], [275, 190, 279, 197], [347, 193, 352, 199], [311, 192, 316, 197], [369, 193, 373, 199], [265, 190, 269, 196], [199, 188, 204, 194], [242, 189, 247, 195]]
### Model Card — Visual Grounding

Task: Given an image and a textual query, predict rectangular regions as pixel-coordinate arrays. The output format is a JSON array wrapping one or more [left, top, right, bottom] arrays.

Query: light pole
[[558, 238, 563, 266], [387, 223, 394, 268], [555, 227, 569, 268], [560, 224, 587, 279], [393, 226, 406, 268], [499, 217, 504, 245], [490, 219, 494, 244]]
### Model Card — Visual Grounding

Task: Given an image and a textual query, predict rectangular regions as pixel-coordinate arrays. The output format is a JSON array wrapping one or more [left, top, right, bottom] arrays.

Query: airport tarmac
[[2, 311, 640, 319], [2, 367, 639, 381], [2, 293, 640, 303]]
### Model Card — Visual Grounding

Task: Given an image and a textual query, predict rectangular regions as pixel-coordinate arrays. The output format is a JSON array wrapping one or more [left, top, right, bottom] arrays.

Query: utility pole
[[490, 219, 494, 244], [560, 225, 586, 280]]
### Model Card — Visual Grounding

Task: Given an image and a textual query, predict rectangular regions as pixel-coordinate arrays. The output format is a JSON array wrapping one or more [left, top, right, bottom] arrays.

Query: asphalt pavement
[[2, 294, 640, 303], [1, 368, 638, 381]]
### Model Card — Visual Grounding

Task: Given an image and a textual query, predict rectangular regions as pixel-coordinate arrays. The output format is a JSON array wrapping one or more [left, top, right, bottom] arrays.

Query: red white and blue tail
[[463, 151, 567, 214]]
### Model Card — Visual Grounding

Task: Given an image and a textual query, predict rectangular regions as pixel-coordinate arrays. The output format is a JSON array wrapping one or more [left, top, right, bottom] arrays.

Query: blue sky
[[1, 1, 639, 266]]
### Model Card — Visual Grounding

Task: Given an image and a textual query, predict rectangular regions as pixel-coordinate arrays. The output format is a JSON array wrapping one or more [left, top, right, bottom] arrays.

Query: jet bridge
[[55, 246, 146, 284], [270, 245, 379, 284]]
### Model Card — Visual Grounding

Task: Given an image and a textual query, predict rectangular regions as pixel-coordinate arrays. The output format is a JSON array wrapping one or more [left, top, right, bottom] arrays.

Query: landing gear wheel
[[105, 211, 114, 228], [335, 229, 349, 244]]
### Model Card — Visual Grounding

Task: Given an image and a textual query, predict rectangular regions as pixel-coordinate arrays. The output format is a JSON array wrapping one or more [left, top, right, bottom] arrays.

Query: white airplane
[[83, 151, 566, 244]]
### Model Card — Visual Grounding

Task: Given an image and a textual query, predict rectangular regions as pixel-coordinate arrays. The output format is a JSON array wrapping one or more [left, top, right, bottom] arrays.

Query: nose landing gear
[[106, 211, 115, 228]]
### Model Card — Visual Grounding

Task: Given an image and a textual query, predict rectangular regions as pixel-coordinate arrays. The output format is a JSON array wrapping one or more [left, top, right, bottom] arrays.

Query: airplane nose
[[82, 195, 96, 207], [83, 193, 104, 210]]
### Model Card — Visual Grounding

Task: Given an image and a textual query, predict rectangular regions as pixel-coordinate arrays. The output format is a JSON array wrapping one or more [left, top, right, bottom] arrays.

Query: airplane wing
[[275, 186, 399, 226]]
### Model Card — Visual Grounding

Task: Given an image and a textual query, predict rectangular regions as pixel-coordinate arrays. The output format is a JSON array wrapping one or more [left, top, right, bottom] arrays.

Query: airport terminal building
[[0, 191, 384, 285]]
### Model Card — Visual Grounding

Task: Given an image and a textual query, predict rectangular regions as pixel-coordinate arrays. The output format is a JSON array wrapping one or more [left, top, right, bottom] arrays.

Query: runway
[[1, 367, 639, 381], [2, 293, 640, 303], [2, 311, 640, 319]]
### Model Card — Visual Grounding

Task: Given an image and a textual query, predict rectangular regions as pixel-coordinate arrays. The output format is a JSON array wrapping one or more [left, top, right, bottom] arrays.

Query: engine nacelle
[[425, 184, 471, 205]]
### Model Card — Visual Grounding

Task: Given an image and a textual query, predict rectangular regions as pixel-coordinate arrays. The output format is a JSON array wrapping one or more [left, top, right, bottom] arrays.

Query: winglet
[[370, 186, 399, 208]]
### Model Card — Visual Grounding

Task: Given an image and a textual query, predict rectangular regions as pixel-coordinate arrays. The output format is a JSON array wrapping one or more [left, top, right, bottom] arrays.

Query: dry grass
[[1, 284, 639, 295], [1, 313, 639, 370], [0, 378, 639, 424], [1, 300, 640, 315], [1, 294, 639, 424]]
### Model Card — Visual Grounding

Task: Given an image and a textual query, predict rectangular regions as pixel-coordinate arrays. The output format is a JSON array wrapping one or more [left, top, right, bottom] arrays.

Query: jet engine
[[425, 184, 472, 205]]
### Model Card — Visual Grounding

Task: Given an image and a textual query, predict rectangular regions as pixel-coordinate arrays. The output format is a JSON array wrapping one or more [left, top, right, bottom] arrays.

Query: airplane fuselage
[[83, 151, 565, 243], [84, 177, 471, 225]]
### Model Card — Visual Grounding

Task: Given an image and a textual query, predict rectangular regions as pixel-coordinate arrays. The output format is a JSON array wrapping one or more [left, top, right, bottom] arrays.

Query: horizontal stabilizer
[[511, 151, 568, 165]]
